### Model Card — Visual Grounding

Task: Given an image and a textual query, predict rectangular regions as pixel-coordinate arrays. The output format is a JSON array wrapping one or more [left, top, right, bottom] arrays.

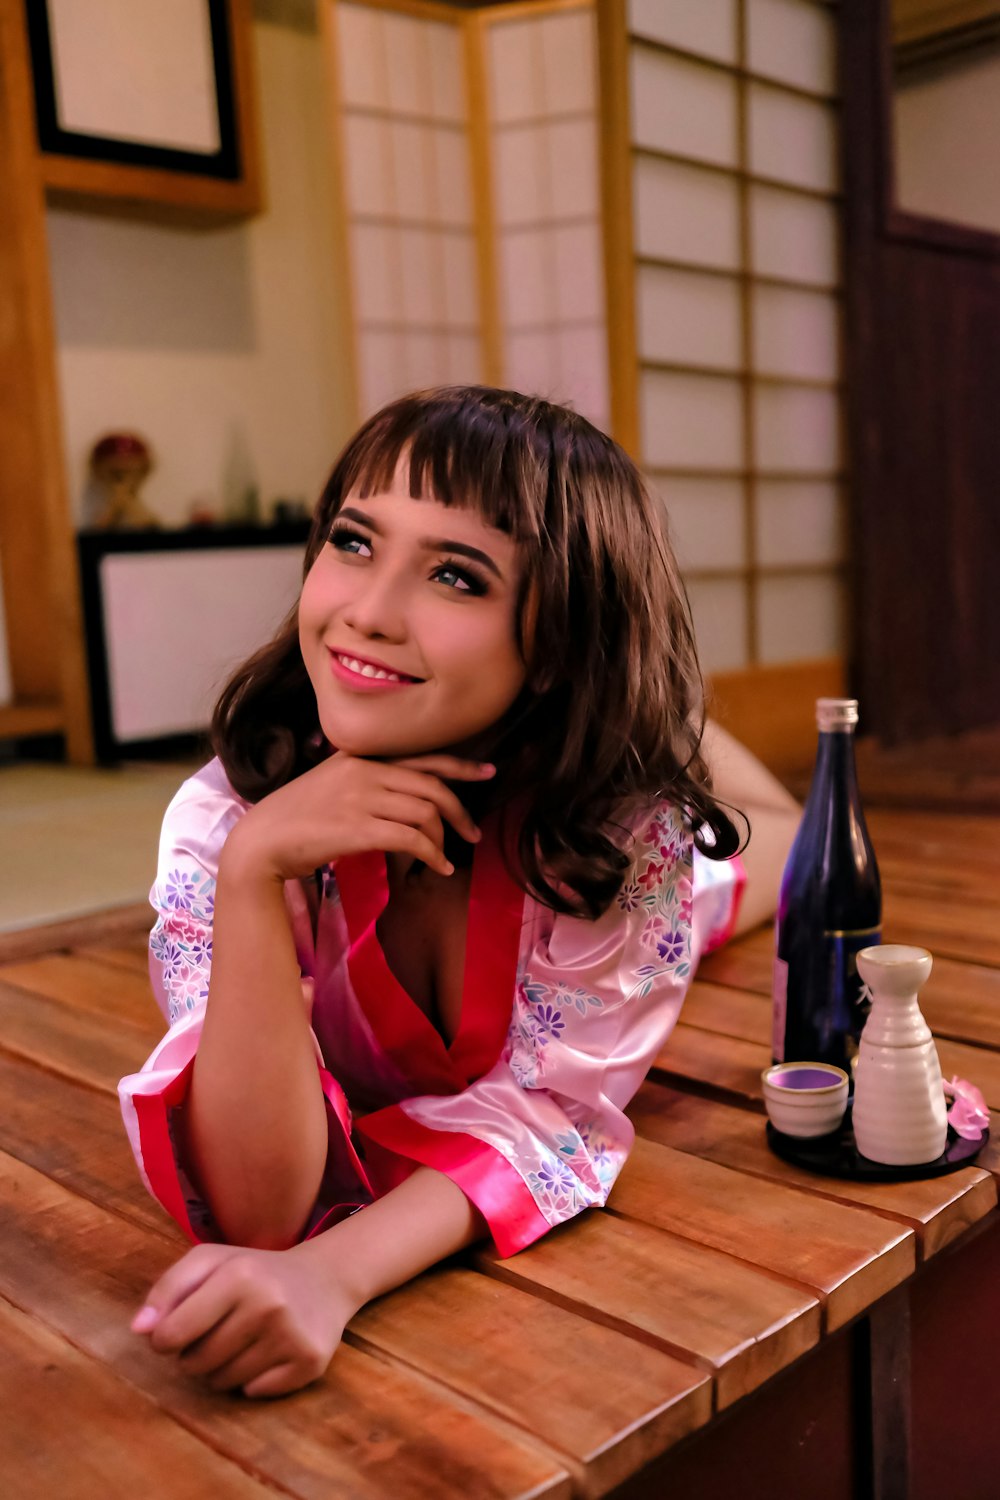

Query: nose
[[340, 565, 408, 643]]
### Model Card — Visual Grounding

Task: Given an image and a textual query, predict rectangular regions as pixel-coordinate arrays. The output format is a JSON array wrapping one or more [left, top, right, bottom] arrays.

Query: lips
[[327, 649, 423, 685]]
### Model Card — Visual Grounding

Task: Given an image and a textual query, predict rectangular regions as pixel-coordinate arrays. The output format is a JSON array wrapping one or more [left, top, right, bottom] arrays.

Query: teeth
[[338, 654, 403, 683]]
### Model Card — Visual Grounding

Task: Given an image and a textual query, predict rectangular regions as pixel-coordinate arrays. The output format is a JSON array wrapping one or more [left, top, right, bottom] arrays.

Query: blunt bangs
[[325, 387, 555, 544]]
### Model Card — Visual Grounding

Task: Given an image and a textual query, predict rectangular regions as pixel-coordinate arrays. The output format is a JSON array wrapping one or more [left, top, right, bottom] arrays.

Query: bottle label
[[822, 927, 881, 1061], [772, 956, 788, 1062]]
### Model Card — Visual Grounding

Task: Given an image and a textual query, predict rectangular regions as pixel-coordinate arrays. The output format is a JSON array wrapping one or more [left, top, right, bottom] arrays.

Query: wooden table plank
[[0, 950, 159, 1029], [0, 1154, 572, 1500], [349, 1264, 711, 1498], [475, 1209, 821, 1412], [0, 976, 158, 1094], [0, 1297, 280, 1500], [629, 1082, 998, 1260], [654, 1022, 769, 1103], [0, 1049, 170, 1238], [72, 934, 152, 976], [607, 1137, 916, 1332]]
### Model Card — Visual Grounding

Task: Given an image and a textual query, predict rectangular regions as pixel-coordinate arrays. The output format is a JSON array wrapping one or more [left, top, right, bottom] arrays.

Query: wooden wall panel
[[841, 0, 1000, 744]]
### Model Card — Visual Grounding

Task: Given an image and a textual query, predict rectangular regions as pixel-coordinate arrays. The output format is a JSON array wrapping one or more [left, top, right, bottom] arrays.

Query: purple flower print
[[164, 869, 198, 910], [656, 928, 686, 964], [158, 941, 185, 980], [188, 935, 212, 968], [536, 1156, 576, 1198], [531, 1003, 565, 1041]]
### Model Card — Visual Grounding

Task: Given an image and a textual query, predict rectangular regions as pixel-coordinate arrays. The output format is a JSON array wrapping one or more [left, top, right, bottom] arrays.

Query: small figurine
[[90, 432, 161, 530]]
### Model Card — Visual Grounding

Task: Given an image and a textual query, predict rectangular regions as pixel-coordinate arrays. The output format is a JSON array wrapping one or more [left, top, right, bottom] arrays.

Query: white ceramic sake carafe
[[852, 945, 948, 1165]]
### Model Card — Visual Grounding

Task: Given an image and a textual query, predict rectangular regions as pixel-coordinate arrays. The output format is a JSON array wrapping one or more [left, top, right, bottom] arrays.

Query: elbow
[[213, 1203, 311, 1251]]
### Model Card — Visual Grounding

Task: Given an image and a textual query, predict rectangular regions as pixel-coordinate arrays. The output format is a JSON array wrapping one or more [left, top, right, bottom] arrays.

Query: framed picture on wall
[[23, 0, 262, 219]]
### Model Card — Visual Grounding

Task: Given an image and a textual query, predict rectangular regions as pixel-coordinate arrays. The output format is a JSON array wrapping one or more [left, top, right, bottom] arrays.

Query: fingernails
[[132, 1306, 159, 1333], [479, 763, 496, 777], [443, 861, 455, 876], [469, 826, 482, 842]]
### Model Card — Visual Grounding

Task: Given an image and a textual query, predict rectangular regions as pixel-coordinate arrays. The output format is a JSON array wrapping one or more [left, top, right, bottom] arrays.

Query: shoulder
[[157, 757, 252, 870]]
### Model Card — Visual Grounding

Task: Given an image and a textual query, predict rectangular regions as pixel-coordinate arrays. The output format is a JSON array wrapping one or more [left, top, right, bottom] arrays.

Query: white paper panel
[[555, 325, 609, 428], [757, 572, 843, 663], [441, 232, 479, 327], [431, 128, 473, 228], [101, 548, 305, 739], [445, 333, 484, 385], [752, 284, 840, 380], [686, 578, 749, 673], [494, 125, 547, 226], [351, 224, 402, 322], [501, 229, 552, 326], [548, 119, 600, 219], [750, 185, 839, 286], [489, 19, 545, 124], [756, 481, 842, 566], [749, 85, 839, 192], [553, 222, 605, 322], [383, 12, 432, 117], [637, 265, 742, 371], [631, 49, 739, 169], [627, 0, 738, 65], [342, 115, 394, 217], [652, 477, 746, 570], [402, 329, 451, 389], [754, 384, 841, 472], [640, 370, 744, 469], [389, 121, 433, 222], [540, 10, 595, 114], [633, 156, 741, 270], [336, 3, 385, 112], [427, 22, 465, 123], [747, 0, 837, 96], [506, 329, 557, 396], [358, 328, 407, 414], [49, 0, 219, 153], [398, 227, 444, 324]]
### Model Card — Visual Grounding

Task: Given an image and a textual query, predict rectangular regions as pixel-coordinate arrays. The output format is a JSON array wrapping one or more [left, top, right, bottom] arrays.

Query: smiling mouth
[[329, 651, 423, 685]]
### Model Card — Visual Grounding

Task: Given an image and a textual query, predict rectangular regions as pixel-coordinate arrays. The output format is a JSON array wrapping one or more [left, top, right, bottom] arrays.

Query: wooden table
[[2, 806, 998, 1500]]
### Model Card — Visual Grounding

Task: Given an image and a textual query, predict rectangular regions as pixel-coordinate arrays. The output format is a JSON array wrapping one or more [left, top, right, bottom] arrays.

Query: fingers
[[380, 771, 483, 846], [148, 1258, 249, 1356], [369, 818, 454, 878], [132, 1243, 236, 1334], [391, 755, 496, 784]]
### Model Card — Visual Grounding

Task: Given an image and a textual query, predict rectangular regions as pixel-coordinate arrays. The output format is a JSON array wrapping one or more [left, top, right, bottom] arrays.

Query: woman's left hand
[[131, 1240, 356, 1398]]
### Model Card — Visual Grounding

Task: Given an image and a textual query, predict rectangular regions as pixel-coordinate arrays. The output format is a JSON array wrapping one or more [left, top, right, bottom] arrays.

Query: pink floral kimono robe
[[118, 758, 745, 1257]]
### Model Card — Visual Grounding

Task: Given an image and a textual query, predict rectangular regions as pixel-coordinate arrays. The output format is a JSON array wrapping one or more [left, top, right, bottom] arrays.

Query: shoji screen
[[327, 0, 483, 418], [484, 1, 609, 430], [605, 0, 844, 677]]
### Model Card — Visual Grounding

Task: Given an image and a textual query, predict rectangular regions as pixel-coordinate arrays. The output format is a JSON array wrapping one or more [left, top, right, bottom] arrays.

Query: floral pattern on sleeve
[[498, 800, 695, 1232], [149, 865, 217, 1025]]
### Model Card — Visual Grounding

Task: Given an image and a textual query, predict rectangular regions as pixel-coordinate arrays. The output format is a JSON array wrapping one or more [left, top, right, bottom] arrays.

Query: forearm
[[185, 848, 328, 1250], [298, 1166, 486, 1311], [701, 717, 800, 815]]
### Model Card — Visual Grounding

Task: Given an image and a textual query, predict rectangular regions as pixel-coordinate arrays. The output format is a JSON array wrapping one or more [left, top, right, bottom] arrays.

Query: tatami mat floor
[[0, 758, 200, 933]]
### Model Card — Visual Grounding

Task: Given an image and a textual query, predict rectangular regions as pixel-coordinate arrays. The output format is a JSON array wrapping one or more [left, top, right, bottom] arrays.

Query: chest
[[375, 867, 471, 1044]]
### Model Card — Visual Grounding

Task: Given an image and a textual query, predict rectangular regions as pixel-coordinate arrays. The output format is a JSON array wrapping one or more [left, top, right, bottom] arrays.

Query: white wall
[[46, 14, 354, 531], [894, 48, 1000, 235]]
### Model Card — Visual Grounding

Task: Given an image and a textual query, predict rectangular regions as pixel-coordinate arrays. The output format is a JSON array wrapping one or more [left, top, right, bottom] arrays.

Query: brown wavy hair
[[211, 385, 744, 918]]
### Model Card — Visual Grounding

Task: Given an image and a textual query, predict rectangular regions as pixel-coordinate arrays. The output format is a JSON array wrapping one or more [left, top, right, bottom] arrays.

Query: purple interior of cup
[[770, 1067, 843, 1091]]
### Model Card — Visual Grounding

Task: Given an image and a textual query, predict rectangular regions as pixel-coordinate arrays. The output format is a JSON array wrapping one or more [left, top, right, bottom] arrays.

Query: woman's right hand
[[221, 752, 495, 884]]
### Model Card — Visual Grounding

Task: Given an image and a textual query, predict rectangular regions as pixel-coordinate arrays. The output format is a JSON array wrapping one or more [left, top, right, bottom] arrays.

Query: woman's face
[[298, 459, 528, 759]]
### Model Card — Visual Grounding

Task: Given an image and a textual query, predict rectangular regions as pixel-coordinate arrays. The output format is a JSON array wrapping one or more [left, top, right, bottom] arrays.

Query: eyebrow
[[337, 506, 504, 580]]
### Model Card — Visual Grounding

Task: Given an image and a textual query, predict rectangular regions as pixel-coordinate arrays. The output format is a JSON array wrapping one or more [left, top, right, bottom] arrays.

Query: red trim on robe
[[132, 1056, 201, 1243], [357, 1104, 551, 1258]]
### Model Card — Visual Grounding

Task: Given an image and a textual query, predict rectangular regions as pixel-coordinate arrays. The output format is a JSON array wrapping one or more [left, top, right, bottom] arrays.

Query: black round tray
[[766, 1099, 989, 1182]]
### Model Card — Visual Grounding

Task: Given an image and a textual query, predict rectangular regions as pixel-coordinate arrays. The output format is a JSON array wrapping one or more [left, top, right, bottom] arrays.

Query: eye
[[329, 524, 372, 557], [433, 561, 488, 596]]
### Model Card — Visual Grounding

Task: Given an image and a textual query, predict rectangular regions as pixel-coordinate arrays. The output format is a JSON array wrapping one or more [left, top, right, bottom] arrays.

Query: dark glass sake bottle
[[772, 698, 882, 1080]]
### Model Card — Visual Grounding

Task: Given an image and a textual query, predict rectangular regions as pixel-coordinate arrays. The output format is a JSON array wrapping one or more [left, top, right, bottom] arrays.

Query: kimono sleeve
[[359, 804, 741, 1258], [118, 760, 368, 1245]]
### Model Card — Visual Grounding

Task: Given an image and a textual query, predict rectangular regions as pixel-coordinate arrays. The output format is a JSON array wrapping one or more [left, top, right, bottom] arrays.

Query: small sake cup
[[762, 1062, 850, 1138]]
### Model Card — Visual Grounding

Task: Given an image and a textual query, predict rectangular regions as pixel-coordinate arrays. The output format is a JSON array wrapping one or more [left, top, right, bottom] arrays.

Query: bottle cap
[[816, 697, 859, 731]]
